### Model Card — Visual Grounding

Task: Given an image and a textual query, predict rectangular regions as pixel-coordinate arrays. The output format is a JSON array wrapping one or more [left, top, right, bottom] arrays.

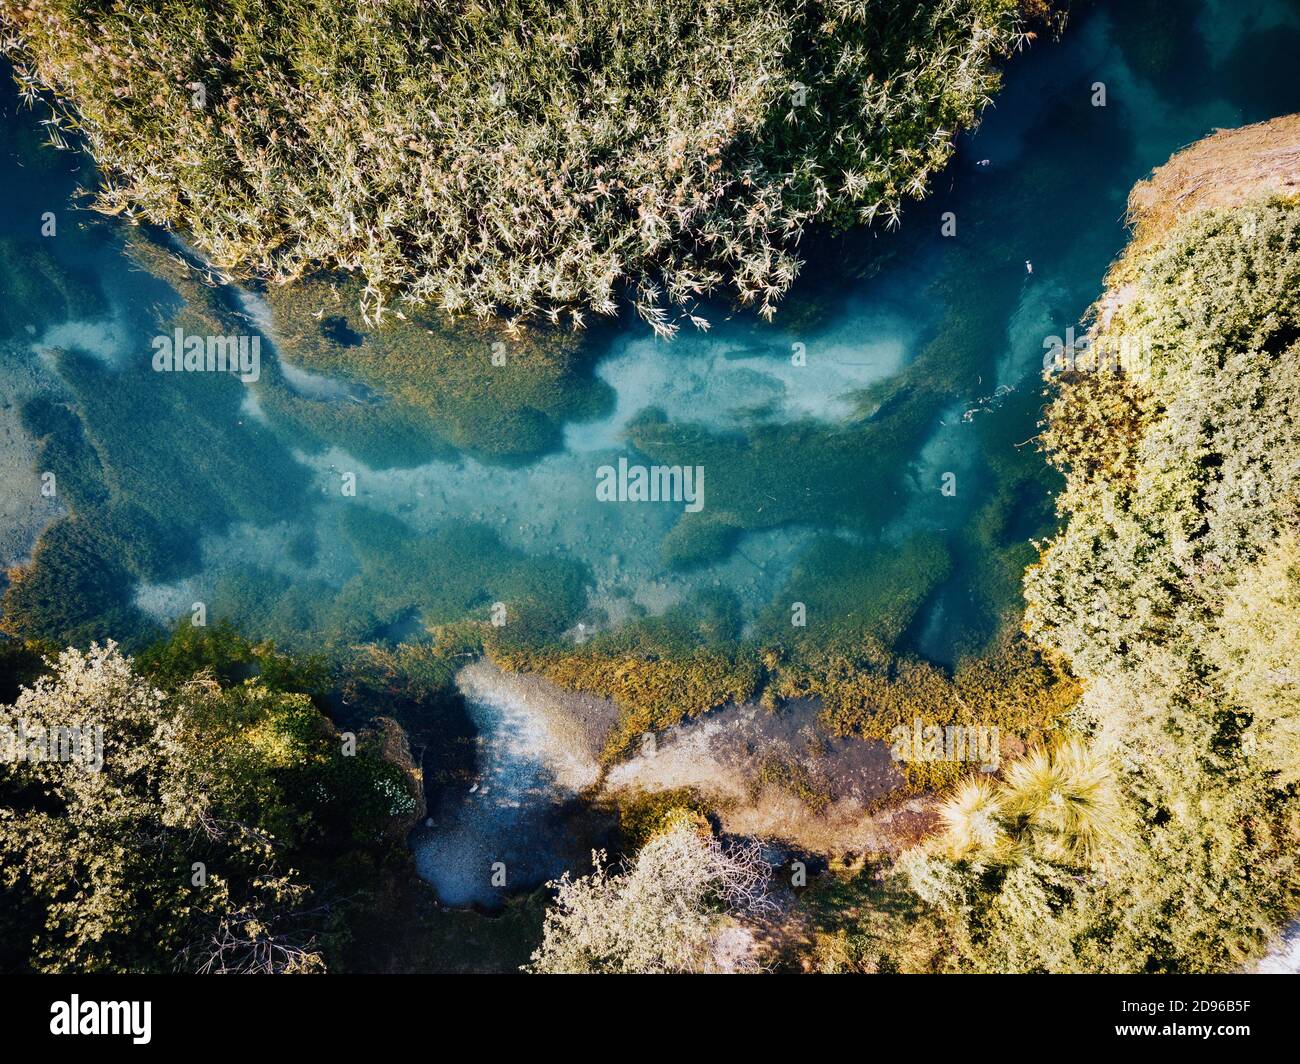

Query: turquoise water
[[2, 0, 1299, 904]]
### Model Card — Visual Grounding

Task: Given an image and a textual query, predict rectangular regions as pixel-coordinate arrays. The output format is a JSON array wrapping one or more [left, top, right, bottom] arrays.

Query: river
[[0, 0, 1297, 910]]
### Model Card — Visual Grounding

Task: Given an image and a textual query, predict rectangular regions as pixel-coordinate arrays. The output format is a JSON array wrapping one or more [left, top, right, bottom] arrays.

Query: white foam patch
[[239, 387, 268, 424], [231, 286, 276, 338], [33, 315, 132, 367], [567, 304, 920, 452], [275, 356, 363, 401], [412, 661, 613, 906]]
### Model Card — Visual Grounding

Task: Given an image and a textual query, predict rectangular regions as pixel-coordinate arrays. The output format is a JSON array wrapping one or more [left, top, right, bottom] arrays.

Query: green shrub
[[0, 642, 421, 972], [903, 194, 1300, 973]]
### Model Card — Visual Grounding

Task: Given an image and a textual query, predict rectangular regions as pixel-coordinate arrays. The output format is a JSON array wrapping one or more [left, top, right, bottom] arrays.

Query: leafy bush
[[896, 190, 1300, 972], [527, 818, 771, 973], [0, 642, 420, 972]]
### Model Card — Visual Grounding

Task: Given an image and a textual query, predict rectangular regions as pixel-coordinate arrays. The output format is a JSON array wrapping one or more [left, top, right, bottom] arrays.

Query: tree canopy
[[0, 637, 418, 972]]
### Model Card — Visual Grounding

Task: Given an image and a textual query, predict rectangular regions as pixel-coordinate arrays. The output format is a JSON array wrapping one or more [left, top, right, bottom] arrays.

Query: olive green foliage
[[904, 196, 1300, 972], [784, 631, 1076, 790], [1027, 199, 1300, 676], [787, 858, 955, 973], [134, 619, 329, 696], [0, 634, 46, 703], [1208, 532, 1300, 787], [612, 787, 715, 850], [3, 0, 1027, 331], [0, 637, 419, 973], [342, 629, 484, 706]]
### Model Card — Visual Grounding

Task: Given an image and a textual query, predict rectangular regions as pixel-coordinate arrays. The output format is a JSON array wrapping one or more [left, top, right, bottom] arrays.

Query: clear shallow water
[[2, 0, 1299, 904], [411, 661, 616, 907]]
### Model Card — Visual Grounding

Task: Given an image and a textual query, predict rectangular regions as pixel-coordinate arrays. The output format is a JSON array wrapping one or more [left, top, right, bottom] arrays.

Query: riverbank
[[410, 656, 939, 910]]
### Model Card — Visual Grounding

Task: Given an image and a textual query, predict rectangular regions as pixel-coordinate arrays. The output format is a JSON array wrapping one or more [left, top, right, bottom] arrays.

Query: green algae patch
[[0, 238, 105, 340], [1, 515, 149, 647], [5, 339, 309, 643], [756, 532, 952, 667], [261, 276, 614, 464], [211, 507, 591, 655], [55, 346, 307, 532], [492, 597, 765, 763], [335, 508, 591, 641], [628, 412, 916, 568]]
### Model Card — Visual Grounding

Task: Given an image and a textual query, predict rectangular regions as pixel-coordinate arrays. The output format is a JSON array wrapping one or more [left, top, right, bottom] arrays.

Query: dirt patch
[[1127, 112, 1300, 249], [603, 698, 912, 853], [456, 658, 619, 791], [461, 660, 931, 857]]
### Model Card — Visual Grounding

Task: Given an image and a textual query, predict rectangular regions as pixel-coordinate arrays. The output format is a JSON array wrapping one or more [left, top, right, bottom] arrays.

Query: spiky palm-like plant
[[1001, 740, 1119, 868], [938, 774, 1007, 859], [936, 740, 1119, 869]]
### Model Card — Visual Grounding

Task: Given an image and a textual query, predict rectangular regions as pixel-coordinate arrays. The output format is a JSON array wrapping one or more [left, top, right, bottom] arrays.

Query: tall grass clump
[[0, 0, 1033, 333]]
